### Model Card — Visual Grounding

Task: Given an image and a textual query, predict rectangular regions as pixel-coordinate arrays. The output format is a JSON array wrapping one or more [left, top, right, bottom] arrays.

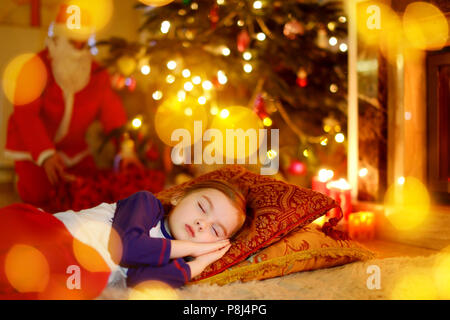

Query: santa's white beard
[[47, 36, 92, 95]]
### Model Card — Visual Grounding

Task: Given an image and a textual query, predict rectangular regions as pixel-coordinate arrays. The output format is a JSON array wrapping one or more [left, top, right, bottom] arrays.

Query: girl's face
[[168, 188, 241, 243]]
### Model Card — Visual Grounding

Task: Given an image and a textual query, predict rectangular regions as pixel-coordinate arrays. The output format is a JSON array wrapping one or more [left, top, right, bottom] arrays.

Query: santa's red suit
[[5, 48, 127, 207]]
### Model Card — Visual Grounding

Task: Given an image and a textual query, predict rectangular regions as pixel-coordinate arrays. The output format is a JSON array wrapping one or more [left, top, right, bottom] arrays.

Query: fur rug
[[98, 252, 449, 300]]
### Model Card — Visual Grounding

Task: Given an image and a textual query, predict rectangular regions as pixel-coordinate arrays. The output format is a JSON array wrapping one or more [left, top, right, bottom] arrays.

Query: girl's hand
[[169, 239, 230, 259], [187, 243, 232, 279], [189, 239, 230, 258]]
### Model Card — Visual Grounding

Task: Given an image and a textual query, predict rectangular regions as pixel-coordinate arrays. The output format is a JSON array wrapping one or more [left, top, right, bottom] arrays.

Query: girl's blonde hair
[[171, 179, 247, 238]]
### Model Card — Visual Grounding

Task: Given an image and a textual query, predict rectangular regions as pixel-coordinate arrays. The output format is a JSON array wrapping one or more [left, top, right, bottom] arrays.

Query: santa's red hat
[[51, 3, 95, 41]]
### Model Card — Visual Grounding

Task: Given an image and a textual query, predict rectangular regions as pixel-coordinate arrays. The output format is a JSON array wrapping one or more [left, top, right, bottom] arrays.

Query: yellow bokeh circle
[[2, 53, 48, 106], [391, 273, 438, 300], [5, 244, 50, 293], [433, 248, 450, 299], [65, 0, 114, 35], [403, 2, 448, 51], [129, 280, 179, 300], [138, 0, 175, 7], [155, 96, 208, 147], [209, 106, 264, 162], [384, 176, 430, 231]]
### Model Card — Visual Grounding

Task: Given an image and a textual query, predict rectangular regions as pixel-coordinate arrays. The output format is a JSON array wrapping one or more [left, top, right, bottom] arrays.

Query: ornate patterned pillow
[[156, 165, 345, 282], [189, 224, 376, 285]]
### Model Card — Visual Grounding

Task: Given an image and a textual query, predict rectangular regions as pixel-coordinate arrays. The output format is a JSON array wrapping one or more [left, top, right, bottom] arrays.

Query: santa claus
[[5, 4, 128, 207]]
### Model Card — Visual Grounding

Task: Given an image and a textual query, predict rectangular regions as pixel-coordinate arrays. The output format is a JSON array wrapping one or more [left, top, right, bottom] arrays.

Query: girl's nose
[[194, 219, 206, 232]]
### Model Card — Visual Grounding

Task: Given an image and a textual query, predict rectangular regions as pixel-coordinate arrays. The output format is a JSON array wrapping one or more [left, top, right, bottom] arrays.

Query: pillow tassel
[[320, 206, 349, 241]]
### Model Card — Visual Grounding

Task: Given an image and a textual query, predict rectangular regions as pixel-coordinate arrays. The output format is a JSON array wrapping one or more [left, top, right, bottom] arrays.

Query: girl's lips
[[185, 224, 195, 237]]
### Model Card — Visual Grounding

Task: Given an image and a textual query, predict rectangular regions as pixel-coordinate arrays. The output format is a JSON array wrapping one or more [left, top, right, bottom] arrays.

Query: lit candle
[[312, 169, 334, 195], [347, 212, 375, 241], [326, 178, 352, 221]]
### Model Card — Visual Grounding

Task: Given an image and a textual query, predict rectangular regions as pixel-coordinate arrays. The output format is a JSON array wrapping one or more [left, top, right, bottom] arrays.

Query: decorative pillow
[[155, 165, 345, 282], [188, 224, 376, 286]]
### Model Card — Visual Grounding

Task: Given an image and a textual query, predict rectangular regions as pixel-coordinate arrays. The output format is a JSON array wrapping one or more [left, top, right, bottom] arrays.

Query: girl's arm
[[110, 191, 173, 267], [126, 258, 191, 289]]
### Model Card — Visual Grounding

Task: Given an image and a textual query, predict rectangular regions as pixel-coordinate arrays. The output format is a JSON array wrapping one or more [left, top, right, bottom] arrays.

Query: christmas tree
[[97, 0, 350, 185]]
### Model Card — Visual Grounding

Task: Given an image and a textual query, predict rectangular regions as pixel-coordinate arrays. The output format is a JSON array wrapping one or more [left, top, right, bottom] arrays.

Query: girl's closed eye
[[198, 201, 205, 213]]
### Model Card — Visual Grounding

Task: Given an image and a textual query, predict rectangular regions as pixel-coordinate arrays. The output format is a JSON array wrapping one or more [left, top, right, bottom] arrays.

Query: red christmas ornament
[[209, 4, 219, 29], [237, 30, 251, 53], [253, 94, 268, 120], [288, 159, 307, 175]]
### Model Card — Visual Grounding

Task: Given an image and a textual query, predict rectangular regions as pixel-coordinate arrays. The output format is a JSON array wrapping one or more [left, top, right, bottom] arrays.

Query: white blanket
[[98, 252, 449, 300]]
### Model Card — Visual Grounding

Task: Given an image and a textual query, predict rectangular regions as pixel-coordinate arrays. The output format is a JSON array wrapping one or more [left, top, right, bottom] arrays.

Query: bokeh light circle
[[209, 106, 264, 162], [5, 244, 50, 293], [390, 273, 438, 300], [383, 176, 430, 231], [2, 53, 48, 106], [138, 0, 175, 7], [433, 248, 450, 299], [155, 96, 208, 147], [65, 0, 114, 36], [403, 2, 448, 51], [129, 280, 179, 300]]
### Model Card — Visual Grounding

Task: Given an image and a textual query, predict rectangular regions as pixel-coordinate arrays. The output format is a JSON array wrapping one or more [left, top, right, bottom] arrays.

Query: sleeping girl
[[0, 179, 247, 297]]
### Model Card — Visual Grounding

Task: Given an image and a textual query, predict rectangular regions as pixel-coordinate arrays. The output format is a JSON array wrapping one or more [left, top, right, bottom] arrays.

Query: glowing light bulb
[[217, 0, 225, 5], [210, 106, 219, 115], [182, 69, 191, 78], [359, 168, 368, 177], [257, 32, 266, 41], [184, 81, 194, 91], [177, 90, 186, 101], [222, 47, 231, 56], [198, 96, 207, 105], [397, 176, 405, 185], [132, 118, 142, 129], [339, 43, 348, 52], [335, 133, 345, 143], [330, 84, 338, 93], [303, 149, 309, 158], [338, 16, 347, 23], [253, 1, 262, 9], [184, 107, 193, 116], [161, 21, 171, 34], [318, 169, 334, 182], [141, 65, 151, 75], [202, 80, 213, 90], [192, 76, 201, 85], [243, 51, 252, 60], [217, 70, 228, 84], [220, 109, 230, 119], [166, 74, 175, 83], [152, 91, 163, 100], [263, 117, 272, 127], [329, 37, 338, 46], [243, 63, 253, 73], [167, 60, 177, 70]]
